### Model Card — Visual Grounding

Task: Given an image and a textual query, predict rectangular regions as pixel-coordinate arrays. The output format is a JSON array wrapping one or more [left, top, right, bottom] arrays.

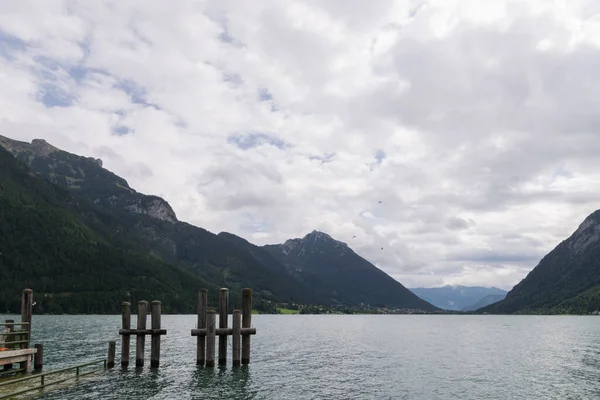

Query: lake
[[1, 314, 600, 399]]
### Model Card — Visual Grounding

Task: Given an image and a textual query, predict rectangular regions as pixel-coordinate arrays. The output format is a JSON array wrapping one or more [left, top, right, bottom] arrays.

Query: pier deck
[[0, 349, 37, 373]]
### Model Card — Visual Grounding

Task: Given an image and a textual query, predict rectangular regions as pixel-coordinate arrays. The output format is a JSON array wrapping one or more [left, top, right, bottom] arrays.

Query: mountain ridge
[[0, 134, 437, 311], [481, 210, 600, 314], [0, 145, 216, 314]]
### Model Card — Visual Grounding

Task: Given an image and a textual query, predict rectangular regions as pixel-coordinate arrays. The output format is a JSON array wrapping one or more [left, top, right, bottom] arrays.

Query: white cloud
[[1, 0, 599, 291]]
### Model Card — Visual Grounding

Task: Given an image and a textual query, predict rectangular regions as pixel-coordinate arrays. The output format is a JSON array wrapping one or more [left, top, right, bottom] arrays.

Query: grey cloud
[[445, 216, 474, 231], [3, 0, 599, 290]]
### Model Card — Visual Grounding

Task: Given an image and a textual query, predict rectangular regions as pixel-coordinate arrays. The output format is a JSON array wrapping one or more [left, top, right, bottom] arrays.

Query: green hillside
[[481, 210, 600, 314], [0, 146, 215, 314]]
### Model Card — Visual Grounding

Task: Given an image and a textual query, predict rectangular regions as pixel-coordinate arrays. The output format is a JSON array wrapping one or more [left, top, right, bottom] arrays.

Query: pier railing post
[[21, 289, 33, 349], [218, 288, 229, 366], [197, 289, 207, 366], [135, 301, 148, 367], [121, 302, 131, 367], [150, 301, 161, 368], [107, 341, 115, 369], [3, 319, 14, 370], [232, 310, 241, 366], [205, 311, 216, 367], [242, 288, 252, 365]]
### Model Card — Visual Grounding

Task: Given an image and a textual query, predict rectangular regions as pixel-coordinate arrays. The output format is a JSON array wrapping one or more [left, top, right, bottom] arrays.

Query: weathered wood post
[[242, 288, 252, 365], [218, 288, 229, 366], [3, 319, 14, 370], [34, 343, 44, 371], [21, 289, 33, 349], [197, 289, 207, 365], [150, 301, 161, 368], [205, 310, 216, 367], [232, 310, 241, 366], [121, 302, 131, 367], [107, 341, 115, 369], [135, 301, 148, 367]]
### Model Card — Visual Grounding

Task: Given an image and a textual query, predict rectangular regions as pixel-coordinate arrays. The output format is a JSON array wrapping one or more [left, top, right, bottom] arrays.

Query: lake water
[[1, 314, 600, 399]]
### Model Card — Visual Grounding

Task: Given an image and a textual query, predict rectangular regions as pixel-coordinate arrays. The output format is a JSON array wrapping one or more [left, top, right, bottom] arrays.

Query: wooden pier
[[191, 288, 256, 367], [0, 289, 37, 374]]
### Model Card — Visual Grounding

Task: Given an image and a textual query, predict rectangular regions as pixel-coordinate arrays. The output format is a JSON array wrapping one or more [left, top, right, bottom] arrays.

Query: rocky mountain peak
[[274, 230, 350, 257], [31, 138, 59, 156]]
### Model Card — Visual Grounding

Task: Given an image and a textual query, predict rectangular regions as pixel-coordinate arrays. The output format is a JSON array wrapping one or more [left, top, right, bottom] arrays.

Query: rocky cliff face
[[0, 134, 177, 223], [566, 213, 600, 255]]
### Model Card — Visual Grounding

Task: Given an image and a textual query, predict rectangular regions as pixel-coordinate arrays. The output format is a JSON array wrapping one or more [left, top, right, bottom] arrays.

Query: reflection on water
[[1, 314, 600, 399], [189, 365, 254, 400]]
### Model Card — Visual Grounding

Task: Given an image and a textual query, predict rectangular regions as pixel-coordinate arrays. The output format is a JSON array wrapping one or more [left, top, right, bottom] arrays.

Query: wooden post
[[34, 343, 44, 371], [197, 289, 207, 365], [121, 302, 131, 367], [242, 288, 252, 365], [3, 319, 14, 370], [150, 301, 161, 368], [135, 301, 148, 367], [21, 289, 33, 349], [218, 288, 229, 365], [107, 341, 115, 369], [232, 310, 241, 366], [205, 311, 216, 367]]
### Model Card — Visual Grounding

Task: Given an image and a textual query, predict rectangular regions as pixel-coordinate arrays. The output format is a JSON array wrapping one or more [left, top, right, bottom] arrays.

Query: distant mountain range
[[482, 210, 600, 314], [408, 286, 507, 311], [0, 134, 438, 313], [462, 294, 507, 311]]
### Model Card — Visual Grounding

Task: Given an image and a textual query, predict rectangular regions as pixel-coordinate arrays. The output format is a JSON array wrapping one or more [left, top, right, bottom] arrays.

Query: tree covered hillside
[[0, 146, 215, 314]]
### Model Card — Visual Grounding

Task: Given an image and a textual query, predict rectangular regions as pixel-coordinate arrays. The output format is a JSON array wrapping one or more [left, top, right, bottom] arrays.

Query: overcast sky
[[1, 0, 600, 290]]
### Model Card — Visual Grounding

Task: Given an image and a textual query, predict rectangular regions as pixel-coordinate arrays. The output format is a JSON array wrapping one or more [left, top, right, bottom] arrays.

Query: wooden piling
[[232, 310, 241, 366], [21, 289, 33, 349], [218, 288, 229, 365], [34, 344, 43, 371], [107, 341, 115, 369], [242, 288, 252, 365], [205, 311, 216, 367], [121, 302, 131, 367], [197, 289, 208, 365], [150, 301, 161, 368], [135, 301, 148, 367]]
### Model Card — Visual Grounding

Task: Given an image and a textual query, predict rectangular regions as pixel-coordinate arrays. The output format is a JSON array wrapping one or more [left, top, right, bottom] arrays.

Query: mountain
[[461, 294, 506, 312], [259, 230, 438, 310], [0, 135, 307, 308], [0, 145, 214, 314], [0, 134, 436, 311], [481, 210, 600, 314], [408, 285, 507, 311]]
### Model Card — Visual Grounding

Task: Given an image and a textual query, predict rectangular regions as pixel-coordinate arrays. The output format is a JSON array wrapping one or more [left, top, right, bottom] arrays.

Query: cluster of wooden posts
[[117, 299, 165, 368], [114, 288, 256, 369], [191, 288, 256, 367]]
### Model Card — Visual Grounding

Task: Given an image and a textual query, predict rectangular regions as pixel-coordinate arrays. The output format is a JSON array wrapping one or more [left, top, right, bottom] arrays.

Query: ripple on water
[[2, 314, 600, 399]]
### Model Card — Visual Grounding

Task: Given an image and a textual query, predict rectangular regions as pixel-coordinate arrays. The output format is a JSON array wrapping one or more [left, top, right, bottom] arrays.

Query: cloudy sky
[[1, 0, 600, 290]]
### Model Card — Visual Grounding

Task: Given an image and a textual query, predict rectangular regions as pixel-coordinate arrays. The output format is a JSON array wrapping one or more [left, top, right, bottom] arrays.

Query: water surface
[[1, 315, 599, 399]]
